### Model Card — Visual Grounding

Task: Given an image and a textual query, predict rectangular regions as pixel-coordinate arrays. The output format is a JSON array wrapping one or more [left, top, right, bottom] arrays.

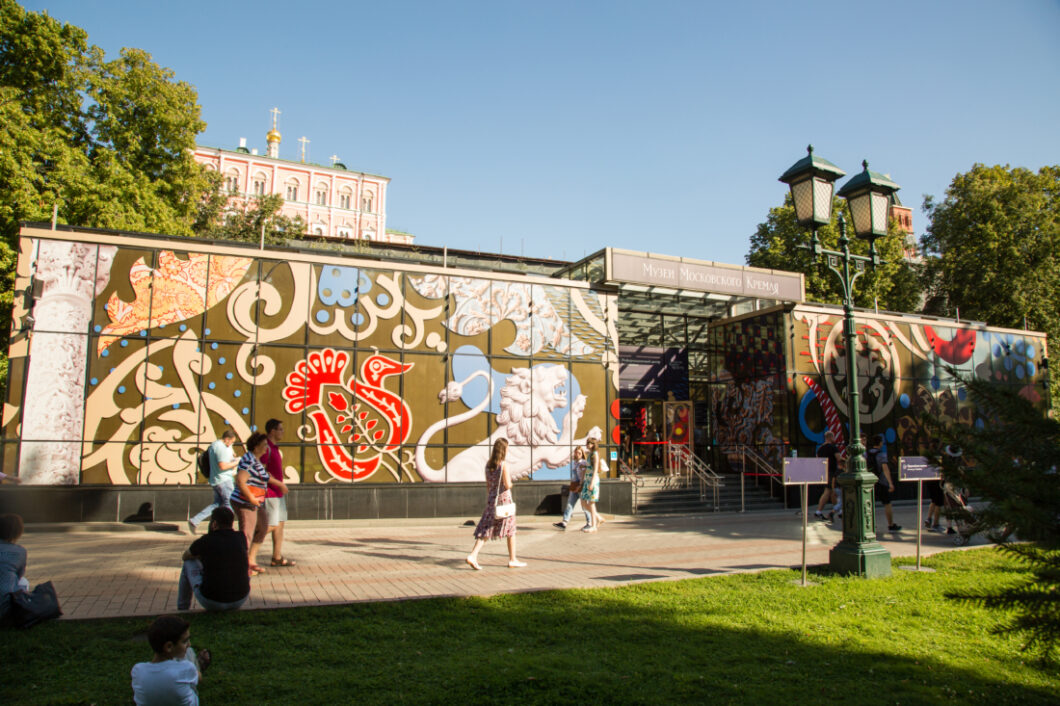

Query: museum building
[[0, 121, 1049, 522], [1, 220, 1048, 524]]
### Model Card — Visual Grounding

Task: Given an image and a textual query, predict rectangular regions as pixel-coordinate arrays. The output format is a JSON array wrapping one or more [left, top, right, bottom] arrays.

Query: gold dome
[[267, 129, 282, 143]]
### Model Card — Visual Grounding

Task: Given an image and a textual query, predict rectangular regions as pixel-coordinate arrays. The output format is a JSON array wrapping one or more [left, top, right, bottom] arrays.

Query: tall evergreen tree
[[928, 374, 1060, 660]]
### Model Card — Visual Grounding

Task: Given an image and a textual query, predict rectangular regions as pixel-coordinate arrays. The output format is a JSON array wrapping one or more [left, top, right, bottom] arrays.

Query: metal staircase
[[624, 446, 787, 515]]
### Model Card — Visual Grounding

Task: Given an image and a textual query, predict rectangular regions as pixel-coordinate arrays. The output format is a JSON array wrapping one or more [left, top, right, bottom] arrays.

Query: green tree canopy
[[746, 194, 921, 312], [197, 192, 307, 247], [920, 163, 1060, 350], [0, 1, 213, 240], [0, 0, 221, 385]]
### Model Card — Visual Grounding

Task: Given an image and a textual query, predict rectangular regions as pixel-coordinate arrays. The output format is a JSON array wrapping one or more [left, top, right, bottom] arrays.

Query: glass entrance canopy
[[554, 248, 805, 342]]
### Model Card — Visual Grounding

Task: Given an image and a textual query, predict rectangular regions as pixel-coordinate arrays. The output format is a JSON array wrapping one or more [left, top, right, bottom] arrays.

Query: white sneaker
[[508, 560, 527, 568]]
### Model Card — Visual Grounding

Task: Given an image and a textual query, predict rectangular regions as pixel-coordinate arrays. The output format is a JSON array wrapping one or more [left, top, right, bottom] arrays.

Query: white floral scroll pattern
[[226, 265, 445, 388], [82, 332, 255, 485], [408, 275, 595, 357]]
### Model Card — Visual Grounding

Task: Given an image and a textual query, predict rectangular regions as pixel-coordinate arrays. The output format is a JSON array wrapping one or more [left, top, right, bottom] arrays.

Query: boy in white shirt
[[131, 615, 210, 706]]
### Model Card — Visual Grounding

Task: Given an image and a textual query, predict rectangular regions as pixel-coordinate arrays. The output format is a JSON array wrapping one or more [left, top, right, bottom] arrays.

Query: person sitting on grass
[[177, 506, 249, 613], [131, 614, 211, 706], [0, 513, 30, 623]]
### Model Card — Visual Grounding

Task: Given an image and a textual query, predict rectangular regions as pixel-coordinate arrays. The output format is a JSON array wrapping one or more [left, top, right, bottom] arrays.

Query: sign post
[[783, 458, 828, 586], [898, 456, 941, 572]]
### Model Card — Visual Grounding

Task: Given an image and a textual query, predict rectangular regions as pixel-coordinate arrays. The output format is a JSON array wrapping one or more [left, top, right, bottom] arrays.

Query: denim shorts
[[266, 496, 287, 526]]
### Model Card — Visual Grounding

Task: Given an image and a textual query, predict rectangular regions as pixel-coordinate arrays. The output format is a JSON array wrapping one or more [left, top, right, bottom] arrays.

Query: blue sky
[[25, 0, 1060, 266]]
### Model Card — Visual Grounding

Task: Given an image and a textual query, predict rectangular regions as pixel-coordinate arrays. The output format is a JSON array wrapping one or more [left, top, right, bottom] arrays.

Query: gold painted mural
[[4, 235, 619, 486]]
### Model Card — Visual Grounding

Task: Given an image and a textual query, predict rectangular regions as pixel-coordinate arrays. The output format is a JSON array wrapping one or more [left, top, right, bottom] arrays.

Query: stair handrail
[[669, 445, 724, 510], [617, 459, 642, 515], [735, 445, 785, 511]]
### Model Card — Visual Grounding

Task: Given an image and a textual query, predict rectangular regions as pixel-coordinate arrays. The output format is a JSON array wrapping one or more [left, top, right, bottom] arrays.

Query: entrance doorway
[[618, 399, 693, 472], [619, 400, 660, 470], [663, 401, 693, 474]]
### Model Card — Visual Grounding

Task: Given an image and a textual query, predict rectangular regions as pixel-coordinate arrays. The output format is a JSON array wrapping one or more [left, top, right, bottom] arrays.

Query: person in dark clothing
[[814, 431, 841, 521], [868, 434, 902, 532], [176, 507, 250, 612]]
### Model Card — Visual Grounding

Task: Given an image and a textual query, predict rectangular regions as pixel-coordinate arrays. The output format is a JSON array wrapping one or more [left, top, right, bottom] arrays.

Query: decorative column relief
[[20, 241, 117, 485]]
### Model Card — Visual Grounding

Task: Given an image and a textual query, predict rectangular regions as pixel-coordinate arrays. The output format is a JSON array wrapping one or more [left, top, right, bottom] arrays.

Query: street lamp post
[[779, 145, 900, 578]]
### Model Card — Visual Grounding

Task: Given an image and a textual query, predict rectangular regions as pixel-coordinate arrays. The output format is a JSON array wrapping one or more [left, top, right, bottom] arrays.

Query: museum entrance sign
[[609, 250, 804, 301]]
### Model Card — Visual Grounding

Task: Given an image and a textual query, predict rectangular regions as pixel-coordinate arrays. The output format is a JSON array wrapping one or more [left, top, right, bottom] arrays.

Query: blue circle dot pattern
[[318, 266, 372, 307]]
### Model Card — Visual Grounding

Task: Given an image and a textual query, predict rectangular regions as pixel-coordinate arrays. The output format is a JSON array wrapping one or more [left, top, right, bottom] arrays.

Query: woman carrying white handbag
[[466, 438, 526, 570]]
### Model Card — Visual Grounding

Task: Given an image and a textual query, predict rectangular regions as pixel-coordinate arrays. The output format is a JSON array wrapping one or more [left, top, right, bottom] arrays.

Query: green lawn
[[4, 548, 1058, 704]]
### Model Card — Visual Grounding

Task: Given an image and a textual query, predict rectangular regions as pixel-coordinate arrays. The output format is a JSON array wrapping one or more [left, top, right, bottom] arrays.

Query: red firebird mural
[[924, 325, 976, 365], [283, 349, 413, 481]]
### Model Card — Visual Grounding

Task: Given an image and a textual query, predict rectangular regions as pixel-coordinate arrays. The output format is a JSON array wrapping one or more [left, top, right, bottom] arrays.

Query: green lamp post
[[779, 146, 900, 578]]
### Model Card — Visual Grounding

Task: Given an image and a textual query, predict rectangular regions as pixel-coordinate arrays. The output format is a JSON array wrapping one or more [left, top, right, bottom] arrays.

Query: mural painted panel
[[708, 313, 787, 471], [791, 310, 1049, 457], [709, 308, 1049, 474], [6, 237, 617, 486]]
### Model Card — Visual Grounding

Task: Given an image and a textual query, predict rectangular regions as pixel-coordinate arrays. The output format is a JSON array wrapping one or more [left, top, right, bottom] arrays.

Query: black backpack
[[866, 448, 881, 477], [196, 449, 211, 479]]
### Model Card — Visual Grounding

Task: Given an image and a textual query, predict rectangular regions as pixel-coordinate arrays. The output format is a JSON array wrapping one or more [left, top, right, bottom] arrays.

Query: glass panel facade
[[8, 235, 615, 486]]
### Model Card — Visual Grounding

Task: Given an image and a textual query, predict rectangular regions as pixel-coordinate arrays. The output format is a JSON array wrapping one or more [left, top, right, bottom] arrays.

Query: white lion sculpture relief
[[414, 364, 602, 482]]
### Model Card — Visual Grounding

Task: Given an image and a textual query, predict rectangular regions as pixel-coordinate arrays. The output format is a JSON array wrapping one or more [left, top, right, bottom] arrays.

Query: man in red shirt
[[262, 419, 295, 567]]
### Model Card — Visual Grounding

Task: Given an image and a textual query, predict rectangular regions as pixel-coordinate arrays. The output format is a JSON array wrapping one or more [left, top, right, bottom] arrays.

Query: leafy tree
[[0, 0, 215, 387], [0, 1, 211, 238], [197, 192, 306, 247], [747, 194, 920, 312], [920, 163, 1059, 363], [927, 374, 1060, 660]]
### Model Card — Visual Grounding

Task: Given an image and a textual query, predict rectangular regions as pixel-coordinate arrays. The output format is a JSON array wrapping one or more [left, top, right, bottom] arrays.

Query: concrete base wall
[[0, 481, 633, 524]]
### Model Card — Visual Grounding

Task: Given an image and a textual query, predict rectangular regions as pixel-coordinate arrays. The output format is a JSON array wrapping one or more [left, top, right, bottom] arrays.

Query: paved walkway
[[20, 504, 985, 620]]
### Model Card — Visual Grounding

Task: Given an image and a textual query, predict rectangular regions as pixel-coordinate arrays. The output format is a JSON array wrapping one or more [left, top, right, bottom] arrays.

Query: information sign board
[[899, 456, 941, 482], [782, 458, 827, 485]]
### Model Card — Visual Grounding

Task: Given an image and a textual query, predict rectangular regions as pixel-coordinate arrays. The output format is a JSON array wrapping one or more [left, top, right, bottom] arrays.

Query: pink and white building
[[193, 119, 412, 244]]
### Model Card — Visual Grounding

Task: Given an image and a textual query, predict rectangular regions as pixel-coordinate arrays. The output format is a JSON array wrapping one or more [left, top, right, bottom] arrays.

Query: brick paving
[[18, 505, 983, 620]]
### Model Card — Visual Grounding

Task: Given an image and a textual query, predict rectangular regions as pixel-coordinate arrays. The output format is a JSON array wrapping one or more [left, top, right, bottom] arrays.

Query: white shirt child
[[131, 649, 199, 706]]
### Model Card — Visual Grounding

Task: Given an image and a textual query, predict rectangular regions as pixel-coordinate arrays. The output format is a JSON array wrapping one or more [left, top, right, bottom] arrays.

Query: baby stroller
[[941, 481, 977, 546]]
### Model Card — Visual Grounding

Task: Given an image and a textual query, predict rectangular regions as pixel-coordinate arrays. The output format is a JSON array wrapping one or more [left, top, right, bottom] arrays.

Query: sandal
[[196, 648, 212, 674], [249, 564, 266, 575], [270, 557, 296, 567]]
